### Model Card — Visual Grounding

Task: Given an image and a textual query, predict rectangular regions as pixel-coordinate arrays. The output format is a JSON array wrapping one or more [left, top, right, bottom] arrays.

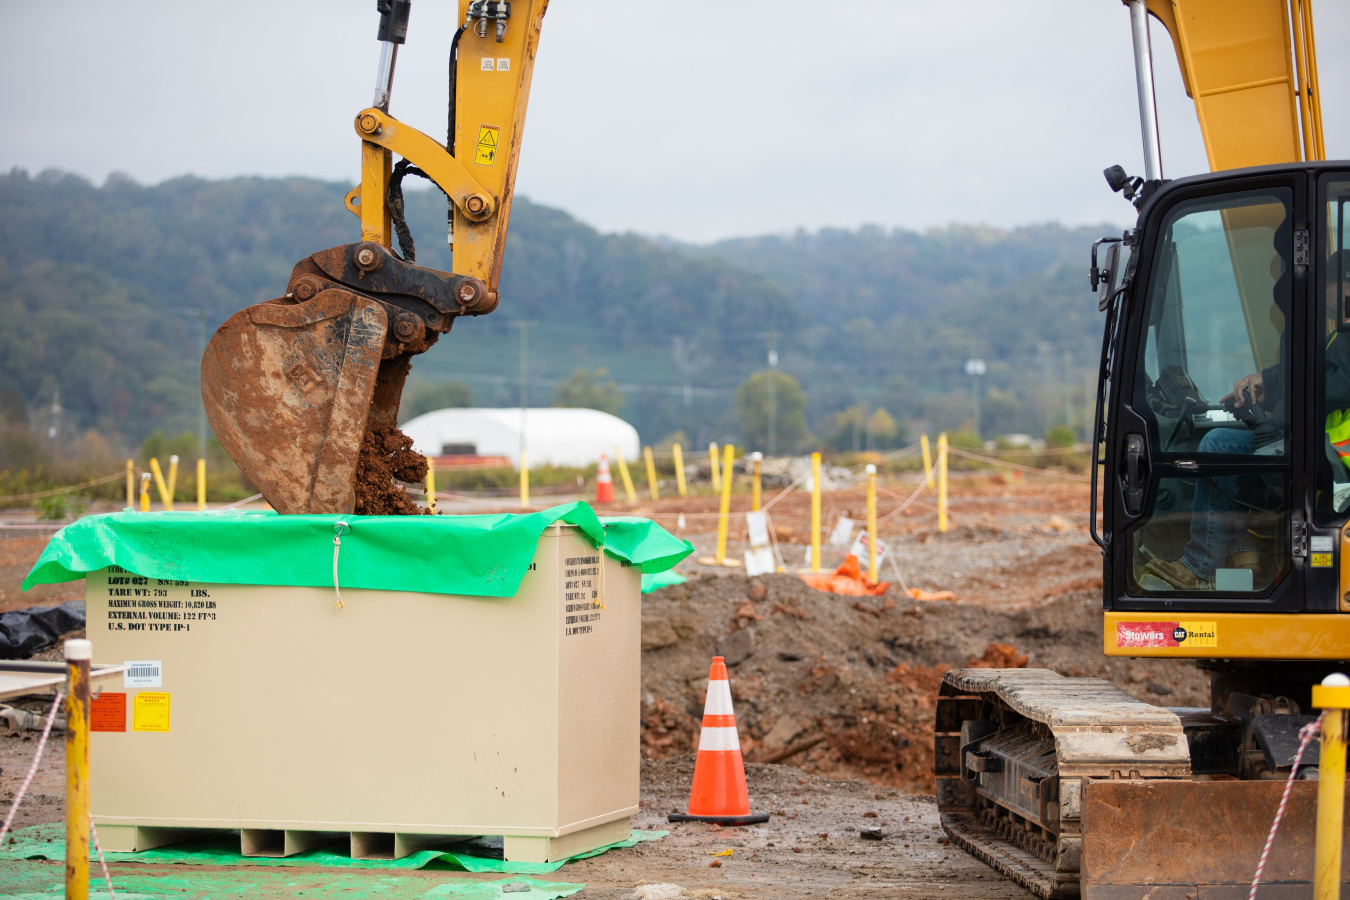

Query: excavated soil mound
[[641, 572, 1209, 793], [353, 424, 429, 515]]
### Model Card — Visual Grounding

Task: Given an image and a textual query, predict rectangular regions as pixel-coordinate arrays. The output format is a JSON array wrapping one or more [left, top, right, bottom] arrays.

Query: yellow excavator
[[201, 0, 546, 514], [938, 1, 1348, 897]]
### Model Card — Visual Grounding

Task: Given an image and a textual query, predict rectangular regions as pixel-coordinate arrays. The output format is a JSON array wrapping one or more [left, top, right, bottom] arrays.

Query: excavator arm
[[202, 0, 548, 515], [1136, 0, 1325, 172]]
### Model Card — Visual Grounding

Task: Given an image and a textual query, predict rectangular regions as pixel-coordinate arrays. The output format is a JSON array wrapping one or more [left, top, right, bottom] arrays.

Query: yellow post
[[196, 458, 207, 511], [715, 444, 735, 562], [64, 638, 91, 900], [149, 458, 173, 511], [1312, 674, 1350, 900], [810, 451, 822, 573], [139, 473, 151, 512], [644, 446, 660, 501], [920, 434, 934, 488], [708, 442, 721, 493], [125, 459, 134, 509], [166, 455, 179, 507], [673, 443, 687, 497], [866, 463, 878, 583], [751, 452, 762, 512], [520, 451, 529, 509], [615, 446, 637, 503], [937, 433, 949, 533], [425, 457, 437, 514]]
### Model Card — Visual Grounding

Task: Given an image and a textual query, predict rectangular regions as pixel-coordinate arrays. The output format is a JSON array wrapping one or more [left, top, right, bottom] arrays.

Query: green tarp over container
[[23, 501, 692, 598]]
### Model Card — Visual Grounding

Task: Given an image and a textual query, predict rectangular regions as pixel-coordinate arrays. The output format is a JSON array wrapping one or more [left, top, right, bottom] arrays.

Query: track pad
[[202, 290, 388, 514]]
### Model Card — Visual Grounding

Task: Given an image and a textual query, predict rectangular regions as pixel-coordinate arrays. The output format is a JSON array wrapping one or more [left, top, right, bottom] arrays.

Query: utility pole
[[197, 310, 208, 460], [517, 322, 531, 466], [766, 332, 778, 456], [1063, 345, 1074, 431], [1038, 342, 1054, 434]]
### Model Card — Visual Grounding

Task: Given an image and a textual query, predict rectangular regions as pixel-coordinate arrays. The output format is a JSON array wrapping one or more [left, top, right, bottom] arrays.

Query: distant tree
[[1045, 425, 1077, 449], [554, 367, 623, 415], [736, 371, 809, 453], [403, 381, 473, 421], [867, 407, 899, 450]]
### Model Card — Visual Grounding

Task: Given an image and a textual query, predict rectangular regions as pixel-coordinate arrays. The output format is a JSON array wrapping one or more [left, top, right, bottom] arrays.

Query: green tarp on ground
[[22, 502, 692, 598], [1, 871, 586, 899], [0, 822, 667, 874]]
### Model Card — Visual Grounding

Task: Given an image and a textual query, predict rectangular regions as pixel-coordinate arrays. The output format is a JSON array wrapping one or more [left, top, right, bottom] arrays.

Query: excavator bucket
[[202, 289, 390, 515]]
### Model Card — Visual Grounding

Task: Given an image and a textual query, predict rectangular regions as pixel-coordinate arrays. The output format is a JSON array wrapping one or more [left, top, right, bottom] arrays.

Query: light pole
[[965, 358, 986, 439], [766, 333, 778, 456]]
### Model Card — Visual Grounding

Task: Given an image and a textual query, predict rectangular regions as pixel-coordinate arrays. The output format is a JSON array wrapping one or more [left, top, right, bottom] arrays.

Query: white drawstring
[[332, 521, 350, 609]]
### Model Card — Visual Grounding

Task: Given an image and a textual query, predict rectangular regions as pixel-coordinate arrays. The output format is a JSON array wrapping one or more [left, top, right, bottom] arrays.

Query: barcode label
[[124, 660, 162, 688]]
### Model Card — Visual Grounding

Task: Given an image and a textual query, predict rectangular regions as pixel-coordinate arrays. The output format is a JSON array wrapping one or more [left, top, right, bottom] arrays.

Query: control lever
[[1122, 433, 1147, 516]]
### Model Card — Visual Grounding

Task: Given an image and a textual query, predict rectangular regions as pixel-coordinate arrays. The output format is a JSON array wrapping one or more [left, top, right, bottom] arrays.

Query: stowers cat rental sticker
[[1116, 621, 1218, 649], [132, 692, 171, 732]]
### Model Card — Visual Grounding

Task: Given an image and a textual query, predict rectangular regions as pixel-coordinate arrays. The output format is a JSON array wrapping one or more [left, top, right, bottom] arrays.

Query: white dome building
[[401, 408, 640, 469]]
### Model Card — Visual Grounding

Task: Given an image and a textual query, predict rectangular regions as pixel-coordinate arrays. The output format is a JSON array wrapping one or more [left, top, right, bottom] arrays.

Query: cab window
[[1316, 176, 1350, 521], [1127, 188, 1293, 596]]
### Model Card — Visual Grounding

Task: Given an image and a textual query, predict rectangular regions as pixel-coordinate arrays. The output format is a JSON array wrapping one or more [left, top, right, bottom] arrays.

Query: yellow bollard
[[167, 455, 179, 507], [715, 444, 735, 562], [615, 446, 637, 503], [920, 434, 934, 488], [125, 459, 135, 510], [149, 458, 173, 511], [139, 472, 151, 512], [426, 457, 437, 514], [64, 638, 92, 900], [708, 442, 721, 493], [866, 463, 878, 583], [751, 452, 762, 512], [673, 443, 687, 497], [196, 458, 207, 511], [644, 446, 660, 501], [1312, 674, 1350, 900], [937, 433, 949, 533], [520, 451, 530, 509], [811, 451, 822, 573]]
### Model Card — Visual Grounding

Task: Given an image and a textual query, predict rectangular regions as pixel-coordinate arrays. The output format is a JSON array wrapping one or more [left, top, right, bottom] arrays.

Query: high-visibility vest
[[1329, 409, 1350, 470]]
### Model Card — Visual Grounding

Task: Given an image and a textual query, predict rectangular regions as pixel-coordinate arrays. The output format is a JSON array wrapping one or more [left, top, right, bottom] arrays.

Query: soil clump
[[353, 424, 428, 515]]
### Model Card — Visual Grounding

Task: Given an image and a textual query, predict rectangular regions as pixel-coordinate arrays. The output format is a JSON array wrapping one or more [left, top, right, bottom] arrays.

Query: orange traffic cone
[[668, 656, 769, 825], [596, 454, 614, 503]]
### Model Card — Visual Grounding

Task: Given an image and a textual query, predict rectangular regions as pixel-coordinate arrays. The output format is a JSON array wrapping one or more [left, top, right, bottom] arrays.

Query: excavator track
[[934, 668, 1191, 899]]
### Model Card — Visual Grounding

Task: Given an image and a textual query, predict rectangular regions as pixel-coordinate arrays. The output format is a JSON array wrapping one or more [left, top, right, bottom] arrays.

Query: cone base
[[667, 812, 770, 826]]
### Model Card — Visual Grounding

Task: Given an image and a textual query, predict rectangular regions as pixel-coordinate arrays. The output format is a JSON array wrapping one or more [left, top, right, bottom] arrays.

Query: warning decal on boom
[[475, 125, 500, 167]]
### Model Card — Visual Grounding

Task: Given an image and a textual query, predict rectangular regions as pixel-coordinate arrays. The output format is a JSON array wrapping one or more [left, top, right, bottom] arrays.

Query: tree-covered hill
[[0, 168, 1113, 457]]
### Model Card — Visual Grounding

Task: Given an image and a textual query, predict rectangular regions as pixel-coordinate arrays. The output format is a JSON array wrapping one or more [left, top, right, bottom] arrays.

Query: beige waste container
[[85, 522, 640, 863]]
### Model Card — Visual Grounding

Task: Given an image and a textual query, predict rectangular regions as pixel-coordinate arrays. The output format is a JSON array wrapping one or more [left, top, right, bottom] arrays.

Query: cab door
[[1106, 174, 1308, 612]]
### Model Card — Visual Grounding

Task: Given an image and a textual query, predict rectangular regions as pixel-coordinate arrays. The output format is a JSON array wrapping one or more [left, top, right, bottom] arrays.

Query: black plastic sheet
[[0, 601, 85, 660]]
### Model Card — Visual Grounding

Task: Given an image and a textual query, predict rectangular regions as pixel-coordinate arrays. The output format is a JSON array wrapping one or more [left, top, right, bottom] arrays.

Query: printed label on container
[[1116, 621, 1218, 649], [123, 660, 162, 688], [91, 693, 126, 732], [132, 692, 170, 732]]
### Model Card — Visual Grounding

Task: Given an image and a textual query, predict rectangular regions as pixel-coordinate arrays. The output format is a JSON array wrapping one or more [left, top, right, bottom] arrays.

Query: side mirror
[[1098, 241, 1121, 310]]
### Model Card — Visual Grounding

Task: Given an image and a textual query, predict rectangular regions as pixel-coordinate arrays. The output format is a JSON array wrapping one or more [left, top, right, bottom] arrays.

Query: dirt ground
[[0, 474, 1212, 898]]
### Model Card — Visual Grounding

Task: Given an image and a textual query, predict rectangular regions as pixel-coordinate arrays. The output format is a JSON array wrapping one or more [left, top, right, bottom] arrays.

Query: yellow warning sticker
[[474, 125, 500, 167], [132, 691, 170, 732], [1312, 552, 1334, 567]]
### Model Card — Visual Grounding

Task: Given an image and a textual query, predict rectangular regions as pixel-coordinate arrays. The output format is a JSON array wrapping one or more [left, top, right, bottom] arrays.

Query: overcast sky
[[2, 1, 1346, 242]]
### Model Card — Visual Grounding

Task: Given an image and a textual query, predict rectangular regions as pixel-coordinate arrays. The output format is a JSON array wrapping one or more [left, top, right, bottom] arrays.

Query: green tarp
[[640, 570, 687, 593], [22, 502, 692, 598], [0, 822, 667, 875]]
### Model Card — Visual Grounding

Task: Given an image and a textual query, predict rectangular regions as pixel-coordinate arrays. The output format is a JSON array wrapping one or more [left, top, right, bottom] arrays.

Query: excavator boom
[[202, 0, 547, 514]]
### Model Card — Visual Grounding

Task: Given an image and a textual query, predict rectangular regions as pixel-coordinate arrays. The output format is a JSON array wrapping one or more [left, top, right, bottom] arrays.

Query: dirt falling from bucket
[[353, 424, 429, 515]]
